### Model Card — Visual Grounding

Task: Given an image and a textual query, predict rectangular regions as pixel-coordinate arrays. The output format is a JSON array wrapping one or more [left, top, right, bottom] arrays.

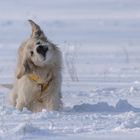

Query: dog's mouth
[[36, 45, 48, 58]]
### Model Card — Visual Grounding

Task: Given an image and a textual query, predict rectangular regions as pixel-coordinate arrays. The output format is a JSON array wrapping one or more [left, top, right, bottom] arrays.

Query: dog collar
[[28, 73, 52, 92]]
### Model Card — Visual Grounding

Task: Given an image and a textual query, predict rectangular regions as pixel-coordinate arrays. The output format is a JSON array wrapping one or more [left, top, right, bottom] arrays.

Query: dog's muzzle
[[36, 45, 48, 57]]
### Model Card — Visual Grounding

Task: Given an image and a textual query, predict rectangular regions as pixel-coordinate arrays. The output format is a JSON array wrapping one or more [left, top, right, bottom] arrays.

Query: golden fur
[[9, 20, 62, 112]]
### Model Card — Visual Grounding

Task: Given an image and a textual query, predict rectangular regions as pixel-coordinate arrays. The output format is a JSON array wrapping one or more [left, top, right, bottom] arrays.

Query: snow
[[0, 0, 140, 139], [73, 99, 140, 112]]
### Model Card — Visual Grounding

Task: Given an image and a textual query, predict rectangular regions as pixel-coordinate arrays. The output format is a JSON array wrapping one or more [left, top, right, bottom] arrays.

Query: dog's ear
[[28, 19, 47, 41], [17, 60, 33, 79], [17, 60, 36, 79]]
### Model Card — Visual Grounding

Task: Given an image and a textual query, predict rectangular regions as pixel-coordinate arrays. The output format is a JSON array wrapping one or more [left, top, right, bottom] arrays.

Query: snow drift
[[73, 99, 140, 113]]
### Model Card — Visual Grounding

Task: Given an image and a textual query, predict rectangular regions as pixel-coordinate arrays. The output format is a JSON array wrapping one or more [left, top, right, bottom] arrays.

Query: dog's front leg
[[44, 92, 62, 111], [16, 97, 25, 111]]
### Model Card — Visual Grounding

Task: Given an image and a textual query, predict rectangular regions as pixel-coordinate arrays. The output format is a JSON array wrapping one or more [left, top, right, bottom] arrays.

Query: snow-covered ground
[[0, 0, 140, 139]]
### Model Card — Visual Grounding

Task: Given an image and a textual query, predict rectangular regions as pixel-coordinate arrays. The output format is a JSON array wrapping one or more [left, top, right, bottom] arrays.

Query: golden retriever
[[9, 20, 62, 112]]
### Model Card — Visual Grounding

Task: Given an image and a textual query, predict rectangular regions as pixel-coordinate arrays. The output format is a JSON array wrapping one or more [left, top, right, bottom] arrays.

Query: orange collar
[[28, 73, 52, 92]]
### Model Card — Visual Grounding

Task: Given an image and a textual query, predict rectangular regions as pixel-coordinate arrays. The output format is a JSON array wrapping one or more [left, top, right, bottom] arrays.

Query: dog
[[9, 20, 62, 112]]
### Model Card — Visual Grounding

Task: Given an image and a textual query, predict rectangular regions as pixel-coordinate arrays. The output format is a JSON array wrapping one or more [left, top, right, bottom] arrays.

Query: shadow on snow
[[72, 99, 140, 113]]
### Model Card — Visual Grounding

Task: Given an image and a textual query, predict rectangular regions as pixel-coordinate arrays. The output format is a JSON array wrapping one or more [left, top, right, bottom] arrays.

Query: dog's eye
[[30, 51, 34, 56]]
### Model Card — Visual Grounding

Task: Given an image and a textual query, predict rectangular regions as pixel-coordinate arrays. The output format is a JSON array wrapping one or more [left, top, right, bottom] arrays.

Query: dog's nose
[[36, 45, 48, 57]]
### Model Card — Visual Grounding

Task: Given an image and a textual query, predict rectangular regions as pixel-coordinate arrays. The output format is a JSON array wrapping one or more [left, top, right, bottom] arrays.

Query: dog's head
[[17, 20, 60, 79]]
